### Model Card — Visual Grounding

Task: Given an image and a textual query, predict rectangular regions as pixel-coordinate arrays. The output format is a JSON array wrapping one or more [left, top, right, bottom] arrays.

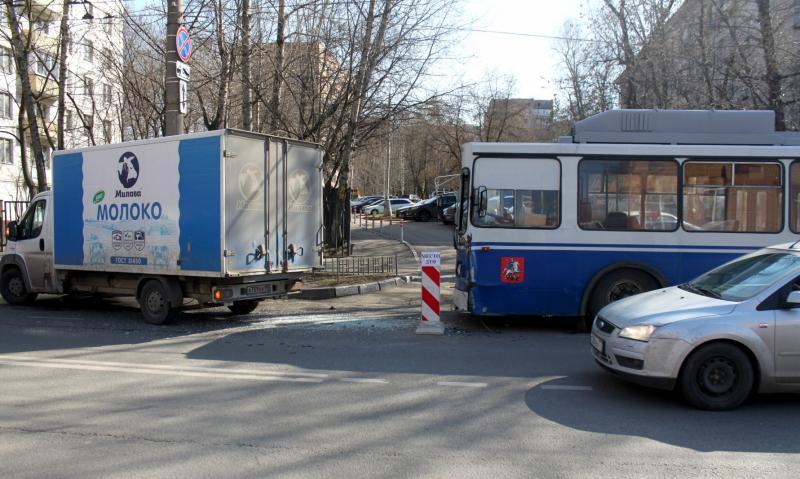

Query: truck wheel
[[588, 269, 659, 317], [139, 280, 177, 325], [228, 300, 260, 315], [0, 268, 37, 305], [679, 343, 754, 410]]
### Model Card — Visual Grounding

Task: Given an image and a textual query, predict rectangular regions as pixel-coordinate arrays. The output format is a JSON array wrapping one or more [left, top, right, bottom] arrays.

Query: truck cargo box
[[52, 130, 323, 278]]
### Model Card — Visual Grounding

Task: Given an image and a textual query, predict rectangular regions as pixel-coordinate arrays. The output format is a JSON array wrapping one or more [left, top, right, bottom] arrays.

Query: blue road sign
[[176, 26, 192, 63]]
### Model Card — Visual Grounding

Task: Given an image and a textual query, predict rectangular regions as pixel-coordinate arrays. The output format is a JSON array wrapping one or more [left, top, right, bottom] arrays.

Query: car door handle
[[758, 323, 769, 329], [39, 238, 44, 252]]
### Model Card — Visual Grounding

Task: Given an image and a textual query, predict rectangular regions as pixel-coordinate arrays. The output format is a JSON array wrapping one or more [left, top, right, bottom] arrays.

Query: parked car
[[402, 193, 457, 221], [592, 243, 800, 410], [353, 197, 386, 213], [393, 201, 420, 217], [351, 195, 382, 210], [363, 198, 415, 216]]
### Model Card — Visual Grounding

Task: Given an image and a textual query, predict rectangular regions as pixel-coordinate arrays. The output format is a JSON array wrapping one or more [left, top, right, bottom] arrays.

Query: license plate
[[591, 334, 605, 354], [245, 285, 270, 296]]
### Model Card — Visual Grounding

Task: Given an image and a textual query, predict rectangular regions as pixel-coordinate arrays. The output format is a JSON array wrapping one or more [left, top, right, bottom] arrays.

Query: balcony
[[22, 115, 57, 141], [25, 0, 62, 21], [28, 72, 58, 102], [23, 29, 59, 54]]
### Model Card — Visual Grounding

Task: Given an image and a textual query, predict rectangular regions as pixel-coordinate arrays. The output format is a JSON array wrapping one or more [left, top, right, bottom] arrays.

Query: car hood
[[598, 286, 737, 328]]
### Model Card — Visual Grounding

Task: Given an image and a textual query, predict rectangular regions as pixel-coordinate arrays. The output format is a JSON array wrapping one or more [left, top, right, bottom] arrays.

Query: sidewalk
[[351, 225, 420, 275]]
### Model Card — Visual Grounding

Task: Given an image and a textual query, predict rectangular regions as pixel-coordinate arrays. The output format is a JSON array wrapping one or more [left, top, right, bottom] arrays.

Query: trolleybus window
[[578, 159, 678, 231], [683, 161, 782, 233], [471, 158, 560, 229], [789, 162, 800, 233]]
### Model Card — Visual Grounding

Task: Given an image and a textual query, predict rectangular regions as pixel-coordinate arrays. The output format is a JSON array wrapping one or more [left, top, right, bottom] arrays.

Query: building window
[[34, 20, 50, 35], [104, 18, 113, 35], [103, 83, 111, 104], [684, 161, 783, 232], [103, 120, 112, 143], [578, 159, 679, 231], [84, 40, 93, 62], [0, 92, 12, 119], [0, 47, 12, 73], [83, 77, 94, 97], [0, 138, 13, 164]]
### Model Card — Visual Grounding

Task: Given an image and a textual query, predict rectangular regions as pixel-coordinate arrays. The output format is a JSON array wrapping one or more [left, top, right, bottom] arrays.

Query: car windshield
[[683, 251, 800, 302]]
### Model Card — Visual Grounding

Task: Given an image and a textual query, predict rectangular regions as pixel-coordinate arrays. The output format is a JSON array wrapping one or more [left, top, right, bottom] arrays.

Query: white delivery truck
[[0, 130, 323, 324]]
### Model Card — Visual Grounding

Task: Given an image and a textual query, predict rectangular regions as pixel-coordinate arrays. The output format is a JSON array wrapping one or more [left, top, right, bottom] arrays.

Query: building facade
[[484, 98, 554, 142], [0, 0, 124, 208]]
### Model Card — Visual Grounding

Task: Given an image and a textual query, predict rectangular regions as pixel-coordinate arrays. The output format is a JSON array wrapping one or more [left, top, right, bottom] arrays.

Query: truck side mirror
[[5, 221, 17, 242]]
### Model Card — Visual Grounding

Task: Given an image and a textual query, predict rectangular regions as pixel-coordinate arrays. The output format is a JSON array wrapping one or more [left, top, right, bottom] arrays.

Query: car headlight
[[618, 324, 657, 342]]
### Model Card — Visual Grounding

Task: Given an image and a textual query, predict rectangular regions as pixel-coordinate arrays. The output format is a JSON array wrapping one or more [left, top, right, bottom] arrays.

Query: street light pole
[[165, 0, 183, 136]]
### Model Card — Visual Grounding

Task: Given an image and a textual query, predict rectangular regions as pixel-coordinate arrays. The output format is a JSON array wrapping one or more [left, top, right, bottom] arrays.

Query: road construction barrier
[[416, 251, 444, 335]]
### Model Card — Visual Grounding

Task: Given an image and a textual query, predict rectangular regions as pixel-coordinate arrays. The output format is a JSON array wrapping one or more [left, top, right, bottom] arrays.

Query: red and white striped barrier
[[416, 251, 444, 335]]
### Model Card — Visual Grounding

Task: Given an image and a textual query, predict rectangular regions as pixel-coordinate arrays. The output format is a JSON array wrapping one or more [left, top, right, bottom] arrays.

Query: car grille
[[594, 316, 616, 334]]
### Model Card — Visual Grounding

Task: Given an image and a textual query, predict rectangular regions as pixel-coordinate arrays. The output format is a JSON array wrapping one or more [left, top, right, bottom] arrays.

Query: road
[[2, 284, 799, 478], [352, 218, 457, 273]]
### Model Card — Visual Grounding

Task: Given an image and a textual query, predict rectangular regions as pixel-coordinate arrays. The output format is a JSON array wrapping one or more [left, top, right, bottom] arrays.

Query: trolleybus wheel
[[588, 269, 659, 318]]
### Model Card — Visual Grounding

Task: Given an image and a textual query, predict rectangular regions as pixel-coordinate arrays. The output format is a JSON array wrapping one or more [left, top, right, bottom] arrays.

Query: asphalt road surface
[[2, 285, 800, 478]]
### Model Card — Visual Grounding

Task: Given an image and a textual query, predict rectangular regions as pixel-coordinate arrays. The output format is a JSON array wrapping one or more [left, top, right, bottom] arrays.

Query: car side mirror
[[787, 290, 800, 307], [5, 221, 17, 242]]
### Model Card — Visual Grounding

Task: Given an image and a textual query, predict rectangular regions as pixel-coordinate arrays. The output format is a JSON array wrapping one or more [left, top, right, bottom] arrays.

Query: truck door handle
[[39, 238, 44, 251]]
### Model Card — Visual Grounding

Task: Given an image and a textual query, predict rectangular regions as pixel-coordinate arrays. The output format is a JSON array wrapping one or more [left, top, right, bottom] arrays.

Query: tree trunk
[[269, 0, 285, 133], [241, 0, 252, 130], [57, 0, 70, 150], [755, 0, 784, 130], [4, 1, 48, 192]]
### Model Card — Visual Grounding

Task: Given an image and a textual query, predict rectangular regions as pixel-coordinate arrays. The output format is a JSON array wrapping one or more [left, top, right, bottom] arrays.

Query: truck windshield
[[683, 251, 800, 302]]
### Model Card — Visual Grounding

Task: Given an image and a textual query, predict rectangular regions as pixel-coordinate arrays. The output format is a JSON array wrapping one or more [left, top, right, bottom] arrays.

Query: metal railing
[[321, 255, 398, 277]]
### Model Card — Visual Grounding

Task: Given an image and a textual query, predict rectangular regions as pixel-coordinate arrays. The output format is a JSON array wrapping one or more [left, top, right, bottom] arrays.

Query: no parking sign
[[176, 25, 192, 63]]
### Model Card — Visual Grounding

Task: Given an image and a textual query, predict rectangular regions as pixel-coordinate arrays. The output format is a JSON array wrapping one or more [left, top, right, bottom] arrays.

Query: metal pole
[[165, 0, 184, 135]]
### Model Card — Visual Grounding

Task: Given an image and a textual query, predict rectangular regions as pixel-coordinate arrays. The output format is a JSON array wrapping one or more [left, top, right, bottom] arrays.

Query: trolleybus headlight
[[619, 324, 657, 342]]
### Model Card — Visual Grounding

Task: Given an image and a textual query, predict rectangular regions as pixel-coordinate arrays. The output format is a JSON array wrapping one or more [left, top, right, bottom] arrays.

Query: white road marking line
[[540, 385, 593, 391], [0, 359, 323, 383], [27, 315, 83, 321], [437, 381, 488, 388], [0, 355, 329, 378], [339, 378, 389, 384]]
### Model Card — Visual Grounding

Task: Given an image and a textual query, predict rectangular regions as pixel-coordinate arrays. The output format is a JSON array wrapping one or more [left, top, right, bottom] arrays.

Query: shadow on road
[[525, 375, 800, 453]]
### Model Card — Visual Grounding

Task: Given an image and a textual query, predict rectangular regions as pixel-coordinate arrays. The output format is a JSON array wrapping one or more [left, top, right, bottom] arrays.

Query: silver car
[[592, 243, 800, 410]]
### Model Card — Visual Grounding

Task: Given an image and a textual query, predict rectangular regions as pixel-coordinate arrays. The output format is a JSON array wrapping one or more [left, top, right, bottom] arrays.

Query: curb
[[296, 276, 413, 300]]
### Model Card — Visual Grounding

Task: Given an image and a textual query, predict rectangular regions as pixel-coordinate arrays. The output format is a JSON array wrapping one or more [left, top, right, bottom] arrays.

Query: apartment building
[[0, 0, 123, 207]]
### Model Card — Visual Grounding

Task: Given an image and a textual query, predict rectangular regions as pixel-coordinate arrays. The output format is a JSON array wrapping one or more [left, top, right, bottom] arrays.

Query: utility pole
[[165, 0, 184, 135]]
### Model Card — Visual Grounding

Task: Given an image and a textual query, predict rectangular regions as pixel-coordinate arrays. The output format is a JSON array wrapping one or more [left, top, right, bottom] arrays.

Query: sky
[[445, 0, 590, 100]]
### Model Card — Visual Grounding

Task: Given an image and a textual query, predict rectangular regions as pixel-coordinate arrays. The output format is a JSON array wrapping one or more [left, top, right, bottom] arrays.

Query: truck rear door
[[223, 134, 268, 275], [284, 141, 323, 271]]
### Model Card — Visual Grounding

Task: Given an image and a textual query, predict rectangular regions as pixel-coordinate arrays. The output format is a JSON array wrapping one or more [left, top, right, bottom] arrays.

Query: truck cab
[[1, 191, 54, 303]]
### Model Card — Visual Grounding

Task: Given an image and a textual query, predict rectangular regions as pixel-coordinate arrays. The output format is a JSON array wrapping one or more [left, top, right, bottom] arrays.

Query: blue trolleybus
[[452, 109, 800, 317]]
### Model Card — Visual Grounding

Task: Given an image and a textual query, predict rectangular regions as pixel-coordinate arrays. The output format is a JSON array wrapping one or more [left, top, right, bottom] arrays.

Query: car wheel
[[228, 300, 260, 315], [679, 342, 754, 410], [370, 210, 379, 216], [139, 280, 177, 325], [418, 210, 432, 222], [0, 268, 37, 305], [588, 269, 659, 317]]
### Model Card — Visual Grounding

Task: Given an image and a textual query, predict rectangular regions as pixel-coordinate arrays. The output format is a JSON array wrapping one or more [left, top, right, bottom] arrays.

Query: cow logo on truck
[[118, 152, 140, 189]]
